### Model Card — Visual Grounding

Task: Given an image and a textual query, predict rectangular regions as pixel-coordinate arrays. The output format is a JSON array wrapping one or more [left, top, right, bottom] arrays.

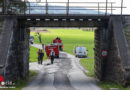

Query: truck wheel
[[57, 56, 59, 58]]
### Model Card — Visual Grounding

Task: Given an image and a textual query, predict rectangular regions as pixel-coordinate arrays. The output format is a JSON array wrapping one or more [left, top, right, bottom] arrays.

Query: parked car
[[45, 44, 59, 58], [74, 46, 88, 58], [30, 36, 34, 44]]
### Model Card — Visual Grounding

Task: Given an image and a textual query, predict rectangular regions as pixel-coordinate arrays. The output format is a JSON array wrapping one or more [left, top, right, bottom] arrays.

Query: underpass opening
[[0, 15, 130, 87]]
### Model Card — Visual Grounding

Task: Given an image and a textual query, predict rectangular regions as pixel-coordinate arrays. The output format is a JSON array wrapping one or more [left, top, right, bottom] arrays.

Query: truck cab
[[53, 37, 63, 51]]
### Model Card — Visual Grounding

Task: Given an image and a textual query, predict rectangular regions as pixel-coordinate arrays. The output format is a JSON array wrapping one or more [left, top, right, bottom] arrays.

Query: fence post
[[105, 0, 108, 15], [111, 3, 113, 15], [24, 0, 26, 14], [67, 0, 69, 16], [29, 2, 30, 14], [121, 0, 123, 15], [98, 2, 99, 15], [3, 0, 5, 14], [46, 0, 48, 15]]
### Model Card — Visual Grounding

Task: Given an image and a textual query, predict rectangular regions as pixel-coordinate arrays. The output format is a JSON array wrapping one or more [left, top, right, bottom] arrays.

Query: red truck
[[45, 44, 59, 58], [53, 37, 63, 51]]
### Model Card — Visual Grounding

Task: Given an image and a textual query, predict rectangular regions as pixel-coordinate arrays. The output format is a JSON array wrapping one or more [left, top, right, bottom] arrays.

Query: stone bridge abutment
[[0, 15, 130, 86]]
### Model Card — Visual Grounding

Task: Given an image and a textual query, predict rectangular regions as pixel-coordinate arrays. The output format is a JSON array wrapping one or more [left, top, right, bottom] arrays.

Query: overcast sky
[[27, 0, 130, 15]]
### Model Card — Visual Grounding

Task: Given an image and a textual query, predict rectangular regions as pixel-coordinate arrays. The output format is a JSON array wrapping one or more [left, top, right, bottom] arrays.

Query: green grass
[[30, 46, 47, 62], [80, 58, 94, 77], [99, 81, 130, 90], [7, 70, 37, 90], [31, 28, 94, 57]]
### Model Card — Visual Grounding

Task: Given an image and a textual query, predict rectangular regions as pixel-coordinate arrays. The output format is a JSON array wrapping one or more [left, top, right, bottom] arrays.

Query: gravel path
[[22, 52, 101, 90]]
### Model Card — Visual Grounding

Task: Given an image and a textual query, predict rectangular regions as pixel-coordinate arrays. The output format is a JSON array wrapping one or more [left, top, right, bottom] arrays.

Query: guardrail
[[0, 1, 126, 15]]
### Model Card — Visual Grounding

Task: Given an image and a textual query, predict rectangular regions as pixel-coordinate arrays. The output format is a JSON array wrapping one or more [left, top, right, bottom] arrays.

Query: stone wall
[[94, 16, 128, 86], [124, 16, 130, 53], [104, 30, 126, 85], [123, 16, 130, 84], [0, 17, 17, 77], [4, 24, 30, 81], [0, 21, 3, 34], [94, 28, 102, 80], [0, 17, 30, 81]]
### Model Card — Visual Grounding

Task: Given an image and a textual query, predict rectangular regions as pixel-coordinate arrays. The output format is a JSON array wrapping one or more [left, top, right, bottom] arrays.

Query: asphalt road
[[22, 52, 101, 90]]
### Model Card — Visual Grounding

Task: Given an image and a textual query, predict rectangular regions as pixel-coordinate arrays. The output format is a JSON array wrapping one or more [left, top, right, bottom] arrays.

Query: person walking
[[37, 49, 40, 64], [39, 50, 44, 64], [50, 50, 55, 64]]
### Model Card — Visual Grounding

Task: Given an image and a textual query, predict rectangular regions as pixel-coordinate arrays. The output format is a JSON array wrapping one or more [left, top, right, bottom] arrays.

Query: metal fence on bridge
[[0, 0, 126, 15]]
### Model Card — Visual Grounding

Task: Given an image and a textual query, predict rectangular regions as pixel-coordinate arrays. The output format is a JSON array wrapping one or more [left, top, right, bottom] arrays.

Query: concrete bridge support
[[95, 16, 130, 86], [0, 17, 30, 81]]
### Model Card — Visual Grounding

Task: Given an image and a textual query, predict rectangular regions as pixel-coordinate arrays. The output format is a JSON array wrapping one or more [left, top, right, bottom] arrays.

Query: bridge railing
[[0, 1, 126, 15]]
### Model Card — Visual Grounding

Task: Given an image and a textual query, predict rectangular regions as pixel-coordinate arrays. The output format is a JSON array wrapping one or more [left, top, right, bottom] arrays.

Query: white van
[[74, 46, 88, 58]]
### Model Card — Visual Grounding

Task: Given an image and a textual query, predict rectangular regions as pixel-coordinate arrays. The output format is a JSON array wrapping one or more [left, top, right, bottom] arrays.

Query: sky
[[26, 0, 130, 15]]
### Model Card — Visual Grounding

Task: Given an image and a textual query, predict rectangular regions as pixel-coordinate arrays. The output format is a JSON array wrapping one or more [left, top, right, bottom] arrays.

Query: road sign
[[101, 50, 108, 57]]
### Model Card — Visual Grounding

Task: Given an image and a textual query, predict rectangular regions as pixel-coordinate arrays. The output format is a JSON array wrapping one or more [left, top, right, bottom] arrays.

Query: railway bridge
[[0, 0, 130, 86]]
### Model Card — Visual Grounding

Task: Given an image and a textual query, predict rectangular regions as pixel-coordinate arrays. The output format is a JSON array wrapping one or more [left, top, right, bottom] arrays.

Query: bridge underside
[[0, 15, 130, 86], [10, 15, 109, 27]]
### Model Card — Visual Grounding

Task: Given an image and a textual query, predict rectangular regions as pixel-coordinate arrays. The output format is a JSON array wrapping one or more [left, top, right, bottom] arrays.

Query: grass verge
[[30, 46, 47, 62], [99, 81, 130, 90], [80, 58, 94, 77]]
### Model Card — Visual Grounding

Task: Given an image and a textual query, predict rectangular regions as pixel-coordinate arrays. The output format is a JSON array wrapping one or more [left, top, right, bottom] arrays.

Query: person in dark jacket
[[50, 50, 55, 64], [39, 50, 44, 64]]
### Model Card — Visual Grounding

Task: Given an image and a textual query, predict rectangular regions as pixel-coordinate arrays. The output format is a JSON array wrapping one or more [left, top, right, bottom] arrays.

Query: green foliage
[[30, 46, 47, 62], [99, 81, 130, 90], [0, 0, 26, 14]]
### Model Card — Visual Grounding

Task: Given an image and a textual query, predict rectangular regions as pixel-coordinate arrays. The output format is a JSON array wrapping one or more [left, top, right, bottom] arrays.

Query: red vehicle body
[[45, 44, 59, 58], [53, 38, 63, 51]]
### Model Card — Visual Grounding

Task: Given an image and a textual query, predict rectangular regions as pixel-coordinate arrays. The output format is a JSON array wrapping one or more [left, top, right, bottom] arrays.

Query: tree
[[0, 0, 26, 14]]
